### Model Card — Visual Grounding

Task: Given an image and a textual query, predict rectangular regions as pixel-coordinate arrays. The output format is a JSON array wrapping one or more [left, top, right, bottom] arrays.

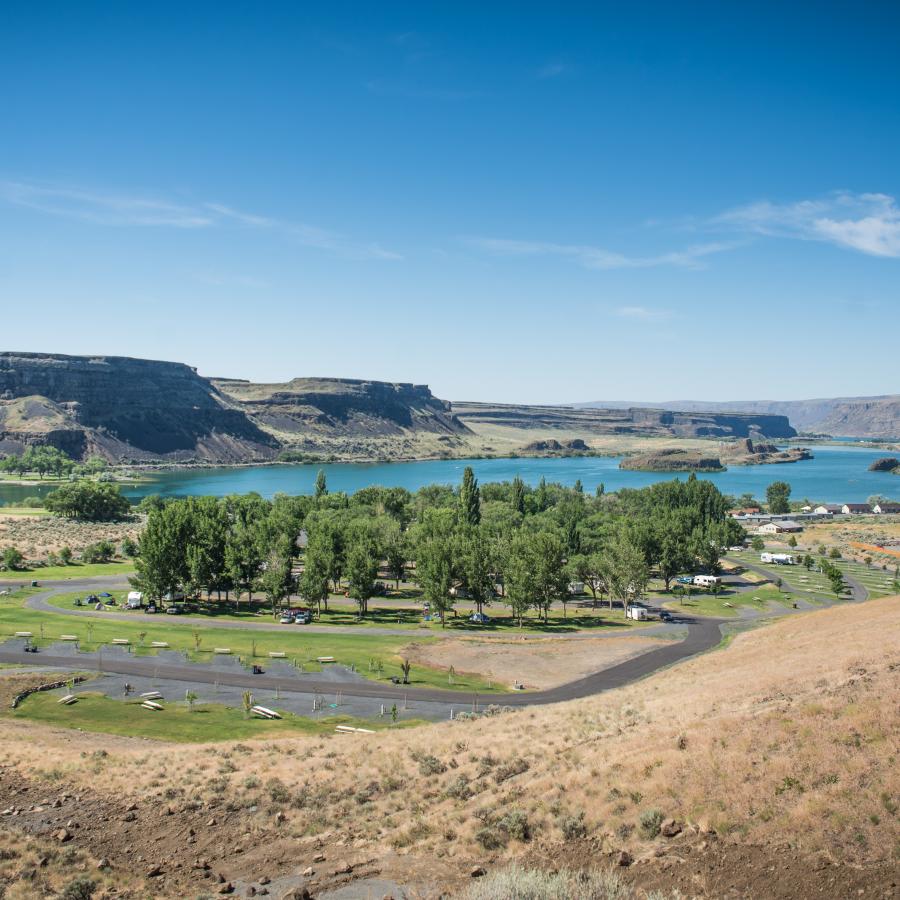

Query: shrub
[[417, 754, 447, 776], [81, 540, 116, 563], [445, 774, 473, 800], [474, 825, 507, 850], [498, 809, 531, 842], [639, 808, 664, 839], [61, 878, 97, 900], [465, 866, 651, 899], [267, 777, 291, 803], [494, 757, 529, 784], [558, 811, 588, 840]]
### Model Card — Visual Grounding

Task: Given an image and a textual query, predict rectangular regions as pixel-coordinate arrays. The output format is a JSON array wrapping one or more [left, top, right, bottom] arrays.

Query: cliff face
[[452, 402, 796, 439], [577, 396, 900, 438], [0, 354, 467, 463], [0, 352, 277, 462], [214, 377, 467, 438]]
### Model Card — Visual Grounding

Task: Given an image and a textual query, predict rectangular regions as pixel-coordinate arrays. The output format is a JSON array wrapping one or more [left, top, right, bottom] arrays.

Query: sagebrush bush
[[639, 808, 664, 839], [465, 865, 677, 899]]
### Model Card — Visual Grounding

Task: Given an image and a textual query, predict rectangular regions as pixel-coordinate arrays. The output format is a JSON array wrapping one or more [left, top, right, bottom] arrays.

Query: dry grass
[[1, 597, 897, 875], [0, 514, 142, 558], [402, 634, 667, 690]]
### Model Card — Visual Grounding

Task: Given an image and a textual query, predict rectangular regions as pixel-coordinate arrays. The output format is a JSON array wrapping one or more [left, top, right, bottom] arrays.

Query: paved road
[[723, 557, 869, 604], [0, 613, 724, 706]]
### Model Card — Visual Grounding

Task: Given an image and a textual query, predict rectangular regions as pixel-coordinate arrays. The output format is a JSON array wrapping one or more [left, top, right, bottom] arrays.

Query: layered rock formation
[[0, 352, 278, 462], [452, 402, 797, 439], [0, 353, 467, 463]]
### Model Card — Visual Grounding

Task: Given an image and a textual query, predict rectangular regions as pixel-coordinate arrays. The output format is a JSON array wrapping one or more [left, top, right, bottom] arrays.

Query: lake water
[[2, 444, 895, 505]]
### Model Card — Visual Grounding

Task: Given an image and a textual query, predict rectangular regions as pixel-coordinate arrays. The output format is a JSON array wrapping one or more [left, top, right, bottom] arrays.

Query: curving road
[[0, 575, 727, 706]]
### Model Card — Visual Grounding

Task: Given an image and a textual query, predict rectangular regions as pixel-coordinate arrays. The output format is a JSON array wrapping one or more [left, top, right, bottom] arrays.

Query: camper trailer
[[126, 591, 143, 609], [626, 605, 648, 621], [692, 575, 721, 588], [760, 552, 796, 565]]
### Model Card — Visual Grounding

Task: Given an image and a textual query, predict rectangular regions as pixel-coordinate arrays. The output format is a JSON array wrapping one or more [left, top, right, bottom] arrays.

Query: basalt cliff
[[0, 352, 800, 464]]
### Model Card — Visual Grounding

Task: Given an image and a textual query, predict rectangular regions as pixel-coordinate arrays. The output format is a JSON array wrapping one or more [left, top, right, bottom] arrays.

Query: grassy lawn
[[662, 586, 791, 617], [727, 549, 897, 600], [0, 590, 502, 693], [44, 588, 641, 634], [7, 690, 424, 742], [0, 506, 53, 516], [3, 561, 136, 581]]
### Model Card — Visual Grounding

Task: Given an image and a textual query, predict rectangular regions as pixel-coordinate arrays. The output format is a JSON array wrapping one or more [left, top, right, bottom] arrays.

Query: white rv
[[760, 552, 796, 565], [693, 575, 721, 588], [626, 605, 648, 621], [126, 591, 143, 609]]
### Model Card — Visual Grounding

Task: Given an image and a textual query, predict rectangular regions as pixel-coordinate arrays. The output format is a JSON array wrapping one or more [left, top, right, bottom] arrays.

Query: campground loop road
[[722, 557, 869, 604], [0, 616, 725, 706], [0, 575, 728, 706]]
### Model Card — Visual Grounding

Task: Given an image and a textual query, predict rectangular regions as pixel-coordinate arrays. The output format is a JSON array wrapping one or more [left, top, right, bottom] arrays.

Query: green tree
[[315, 469, 328, 501], [58, 545, 73, 566], [345, 526, 379, 617], [299, 529, 333, 615], [766, 481, 791, 515], [459, 466, 481, 526], [457, 527, 496, 616], [511, 475, 526, 515], [44, 480, 130, 521], [258, 534, 294, 610], [1, 547, 24, 571], [413, 509, 456, 625]]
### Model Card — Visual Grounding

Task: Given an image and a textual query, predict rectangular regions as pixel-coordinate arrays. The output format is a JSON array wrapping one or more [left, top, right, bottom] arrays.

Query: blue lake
[[0, 444, 895, 506]]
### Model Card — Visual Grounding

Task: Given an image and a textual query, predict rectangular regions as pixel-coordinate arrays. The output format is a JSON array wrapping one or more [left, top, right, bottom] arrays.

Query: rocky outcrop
[[452, 402, 796, 439], [519, 438, 589, 455], [619, 449, 725, 472], [718, 438, 812, 465], [867, 457, 899, 473], [620, 438, 813, 472]]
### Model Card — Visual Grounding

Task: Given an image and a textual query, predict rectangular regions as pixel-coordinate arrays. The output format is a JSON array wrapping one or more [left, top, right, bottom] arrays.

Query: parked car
[[469, 612, 490, 625], [294, 612, 311, 624], [676, 576, 694, 585], [279, 614, 294, 624], [659, 610, 673, 622], [144, 603, 157, 614], [165, 605, 183, 615]]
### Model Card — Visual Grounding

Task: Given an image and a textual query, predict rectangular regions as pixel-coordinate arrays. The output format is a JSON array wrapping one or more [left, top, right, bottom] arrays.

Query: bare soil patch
[[403, 633, 667, 689]]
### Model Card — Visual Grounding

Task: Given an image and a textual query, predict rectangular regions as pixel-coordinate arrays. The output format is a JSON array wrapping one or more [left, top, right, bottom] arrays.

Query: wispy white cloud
[[715, 191, 900, 258], [0, 181, 401, 260], [465, 236, 736, 271], [0, 181, 214, 228], [616, 305, 671, 322]]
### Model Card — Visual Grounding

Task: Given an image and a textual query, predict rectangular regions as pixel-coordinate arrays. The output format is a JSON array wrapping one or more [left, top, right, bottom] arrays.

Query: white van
[[693, 575, 721, 588], [126, 591, 143, 609]]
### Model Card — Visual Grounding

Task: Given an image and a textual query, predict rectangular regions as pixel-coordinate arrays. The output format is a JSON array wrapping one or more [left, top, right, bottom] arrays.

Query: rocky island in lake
[[619, 438, 812, 472]]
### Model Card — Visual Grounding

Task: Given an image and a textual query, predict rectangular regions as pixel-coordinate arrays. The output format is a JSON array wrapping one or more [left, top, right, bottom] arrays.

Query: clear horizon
[[2, 3, 899, 403]]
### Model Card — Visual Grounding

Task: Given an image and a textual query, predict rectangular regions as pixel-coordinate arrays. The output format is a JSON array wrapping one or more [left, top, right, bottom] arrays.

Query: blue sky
[[1, 2, 898, 403]]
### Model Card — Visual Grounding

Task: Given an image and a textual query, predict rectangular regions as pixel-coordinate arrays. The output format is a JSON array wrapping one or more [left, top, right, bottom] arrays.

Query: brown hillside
[[0, 598, 897, 897]]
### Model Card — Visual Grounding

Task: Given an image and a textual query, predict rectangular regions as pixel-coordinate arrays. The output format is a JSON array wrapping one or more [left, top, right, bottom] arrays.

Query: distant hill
[[575, 395, 900, 439], [451, 400, 797, 440]]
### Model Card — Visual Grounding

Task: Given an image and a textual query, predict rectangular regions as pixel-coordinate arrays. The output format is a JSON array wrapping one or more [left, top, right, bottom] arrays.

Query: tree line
[[131, 468, 745, 623], [0, 446, 107, 480]]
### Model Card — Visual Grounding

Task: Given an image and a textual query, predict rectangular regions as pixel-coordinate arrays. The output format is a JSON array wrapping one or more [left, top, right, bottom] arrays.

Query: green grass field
[[45, 588, 640, 633], [4, 561, 136, 581], [0, 506, 53, 516], [727, 549, 898, 600], [0, 590, 502, 692], [661, 585, 790, 617], [8, 690, 423, 742]]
